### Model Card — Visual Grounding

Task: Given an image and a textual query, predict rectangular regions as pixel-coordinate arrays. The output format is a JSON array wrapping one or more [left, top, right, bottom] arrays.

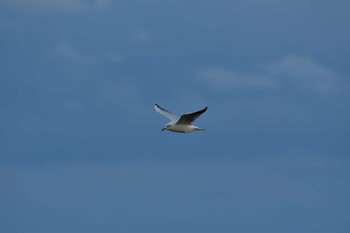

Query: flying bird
[[154, 104, 208, 133]]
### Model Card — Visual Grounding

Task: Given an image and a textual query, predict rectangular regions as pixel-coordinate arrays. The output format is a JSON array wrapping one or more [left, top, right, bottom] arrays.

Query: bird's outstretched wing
[[154, 104, 179, 122], [176, 107, 208, 125]]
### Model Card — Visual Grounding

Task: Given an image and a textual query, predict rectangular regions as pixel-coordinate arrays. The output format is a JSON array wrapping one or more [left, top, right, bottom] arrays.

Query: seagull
[[154, 104, 208, 133]]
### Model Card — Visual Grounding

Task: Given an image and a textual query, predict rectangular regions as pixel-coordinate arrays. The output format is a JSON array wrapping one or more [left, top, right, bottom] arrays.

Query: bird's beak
[[161, 128, 166, 131]]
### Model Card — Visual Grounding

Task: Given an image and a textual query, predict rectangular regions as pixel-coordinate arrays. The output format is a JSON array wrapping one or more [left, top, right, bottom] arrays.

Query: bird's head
[[162, 123, 172, 131]]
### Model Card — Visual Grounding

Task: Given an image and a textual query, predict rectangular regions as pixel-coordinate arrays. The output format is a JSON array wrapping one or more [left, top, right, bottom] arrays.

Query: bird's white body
[[166, 122, 204, 133], [154, 104, 207, 133]]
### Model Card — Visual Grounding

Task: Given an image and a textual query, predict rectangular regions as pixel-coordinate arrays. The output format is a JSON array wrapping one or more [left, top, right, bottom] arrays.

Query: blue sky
[[1, 0, 350, 232]]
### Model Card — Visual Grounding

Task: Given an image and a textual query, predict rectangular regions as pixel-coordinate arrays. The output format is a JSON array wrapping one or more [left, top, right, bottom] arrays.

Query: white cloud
[[1, 0, 113, 14], [196, 55, 343, 94], [53, 42, 129, 65], [260, 55, 341, 93], [196, 67, 278, 92]]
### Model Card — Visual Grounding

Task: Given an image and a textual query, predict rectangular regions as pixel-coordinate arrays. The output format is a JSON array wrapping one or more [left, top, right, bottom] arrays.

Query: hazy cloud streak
[[196, 55, 343, 94], [1, 0, 113, 14], [53, 42, 96, 64]]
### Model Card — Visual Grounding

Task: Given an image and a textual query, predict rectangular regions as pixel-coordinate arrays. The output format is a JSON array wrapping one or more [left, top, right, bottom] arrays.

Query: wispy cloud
[[1, 154, 347, 229], [260, 55, 341, 93], [105, 51, 128, 63], [96, 81, 142, 106], [1, 0, 114, 14], [196, 55, 343, 94], [196, 67, 278, 92], [94, 80, 148, 118], [53, 42, 128, 65], [131, 30, 154, 44], [53, 42, 96, 64], [0, 17, 10, 30]]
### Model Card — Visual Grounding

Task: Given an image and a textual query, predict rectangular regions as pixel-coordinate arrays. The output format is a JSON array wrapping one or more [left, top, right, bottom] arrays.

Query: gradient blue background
[[1, 1, 350, 232]]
